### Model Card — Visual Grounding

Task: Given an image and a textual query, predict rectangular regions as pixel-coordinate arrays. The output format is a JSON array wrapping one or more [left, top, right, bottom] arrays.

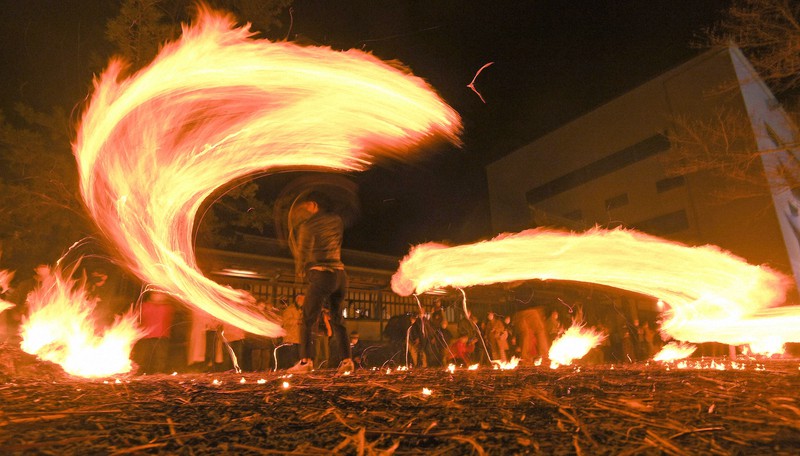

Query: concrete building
[[486, 47, 800, 295]]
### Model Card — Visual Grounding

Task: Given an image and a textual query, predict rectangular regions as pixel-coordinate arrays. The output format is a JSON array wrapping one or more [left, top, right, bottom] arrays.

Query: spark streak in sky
[[73, 6, 461, 336], [392, 227, 799, 348]]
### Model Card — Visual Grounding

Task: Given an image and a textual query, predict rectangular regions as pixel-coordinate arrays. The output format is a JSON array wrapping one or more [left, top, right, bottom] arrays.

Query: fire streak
[[19, 273, 142, 378], [392, 227, 798, 348], [73, 7, 461, 336]]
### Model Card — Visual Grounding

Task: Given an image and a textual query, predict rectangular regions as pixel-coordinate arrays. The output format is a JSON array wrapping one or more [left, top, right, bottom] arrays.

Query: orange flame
[[392, 228, 798, 347], [0, 269, 13, 293], [652, 341, 697, 362], [1, 269, 16, 314], [73, 7, 461, 336], [493, 356, 520, 370], [19, 273, 143, 378], [548, 324, 606, 367]]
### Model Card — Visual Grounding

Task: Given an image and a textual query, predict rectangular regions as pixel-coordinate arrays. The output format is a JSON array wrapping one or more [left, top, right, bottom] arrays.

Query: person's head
[[256, 298, 271, 311], [349, 331, 359, 343], [550, 311, 559, 320], [296, 191, 331, 215], [441, 320, 448, 329], [504, 316, 511, 325], [295, 294, 305, 307], [487, 311, 494, 321]]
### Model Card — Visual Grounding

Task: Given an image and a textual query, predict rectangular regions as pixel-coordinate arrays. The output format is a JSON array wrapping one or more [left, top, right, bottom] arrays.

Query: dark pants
[[300, 269, 350, 366]]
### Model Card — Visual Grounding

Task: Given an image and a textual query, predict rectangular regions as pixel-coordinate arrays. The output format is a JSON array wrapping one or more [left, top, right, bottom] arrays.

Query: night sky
[[0, 0, 729, 257]]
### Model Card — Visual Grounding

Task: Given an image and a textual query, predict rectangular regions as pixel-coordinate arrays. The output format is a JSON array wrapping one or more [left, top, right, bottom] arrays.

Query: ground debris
[[1, 360, 799, 454]]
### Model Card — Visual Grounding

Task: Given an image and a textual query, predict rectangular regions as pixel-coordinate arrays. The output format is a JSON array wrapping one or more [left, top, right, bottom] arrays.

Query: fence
[[215, 276, 467, 340]]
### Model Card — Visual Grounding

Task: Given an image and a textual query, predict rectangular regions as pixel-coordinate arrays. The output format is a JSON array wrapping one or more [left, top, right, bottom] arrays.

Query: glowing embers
[[493, 357, 520, 370], [73, 6, 461, 338], [548, 324, 606, 368], [20, 273, 142, 378]]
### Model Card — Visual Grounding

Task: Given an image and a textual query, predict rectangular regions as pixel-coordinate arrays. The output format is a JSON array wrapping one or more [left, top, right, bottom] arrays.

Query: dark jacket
[[295, 212, 345, 275]]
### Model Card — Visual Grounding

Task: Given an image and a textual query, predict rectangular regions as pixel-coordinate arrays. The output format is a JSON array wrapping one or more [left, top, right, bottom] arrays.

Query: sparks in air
[[73, 6, 461, 337], [19, 272, 142, 378], [392, 227, 798, 351]]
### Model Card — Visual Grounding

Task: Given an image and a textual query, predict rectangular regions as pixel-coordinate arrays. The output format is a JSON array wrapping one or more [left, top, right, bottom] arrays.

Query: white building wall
[[486, 48, 797, 291]]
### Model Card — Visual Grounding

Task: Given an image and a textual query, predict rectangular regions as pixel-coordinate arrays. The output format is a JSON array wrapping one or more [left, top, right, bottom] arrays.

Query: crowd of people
[[2, 259, 672, 376], [381, 300, 555, 368]]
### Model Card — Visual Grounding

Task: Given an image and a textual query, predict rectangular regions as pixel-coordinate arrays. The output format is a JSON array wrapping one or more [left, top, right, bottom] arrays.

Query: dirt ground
[[1, 350, 799, 455]]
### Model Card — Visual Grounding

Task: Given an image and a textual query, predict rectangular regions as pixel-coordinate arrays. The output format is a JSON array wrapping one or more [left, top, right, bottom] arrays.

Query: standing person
[[434, 319, 453, 365], [349, 331, 365, 368], [133, 291, 175, 374], [314, 307, 332, 368], [513, 307, 550, 362], [244, 298, 275, 372], [408, 314, 428, 367], [486, 312, 509, 362], [384, 313, 414, 362], [279, 294, 303, 368], [288, 192, 352, 373], [545, 310, 564, 345], [429, 299, 445, 330]]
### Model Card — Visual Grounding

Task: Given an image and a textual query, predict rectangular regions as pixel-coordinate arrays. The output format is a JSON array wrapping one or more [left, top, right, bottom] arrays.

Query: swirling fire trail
[[392, 228, 800, 349], [73, 7, 461, 336]]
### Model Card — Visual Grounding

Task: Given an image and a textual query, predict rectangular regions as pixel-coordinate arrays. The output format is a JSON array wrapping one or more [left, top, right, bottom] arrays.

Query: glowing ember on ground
[[19, 273, 142, 378], [548, 325, 606, 367], [392, 227, 797, 346], [73, 6, 461, 337], [493, 357, 520, 370], [653, 341, 697, 362]]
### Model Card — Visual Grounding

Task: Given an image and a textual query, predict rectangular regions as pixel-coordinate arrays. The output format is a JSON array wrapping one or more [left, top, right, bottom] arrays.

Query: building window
[[632, 209, 689, 236], [655, 175, 685, 193], [605, 193, 629, 210], [526, 133, 670, 204], [563, 209, 583, 221]]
